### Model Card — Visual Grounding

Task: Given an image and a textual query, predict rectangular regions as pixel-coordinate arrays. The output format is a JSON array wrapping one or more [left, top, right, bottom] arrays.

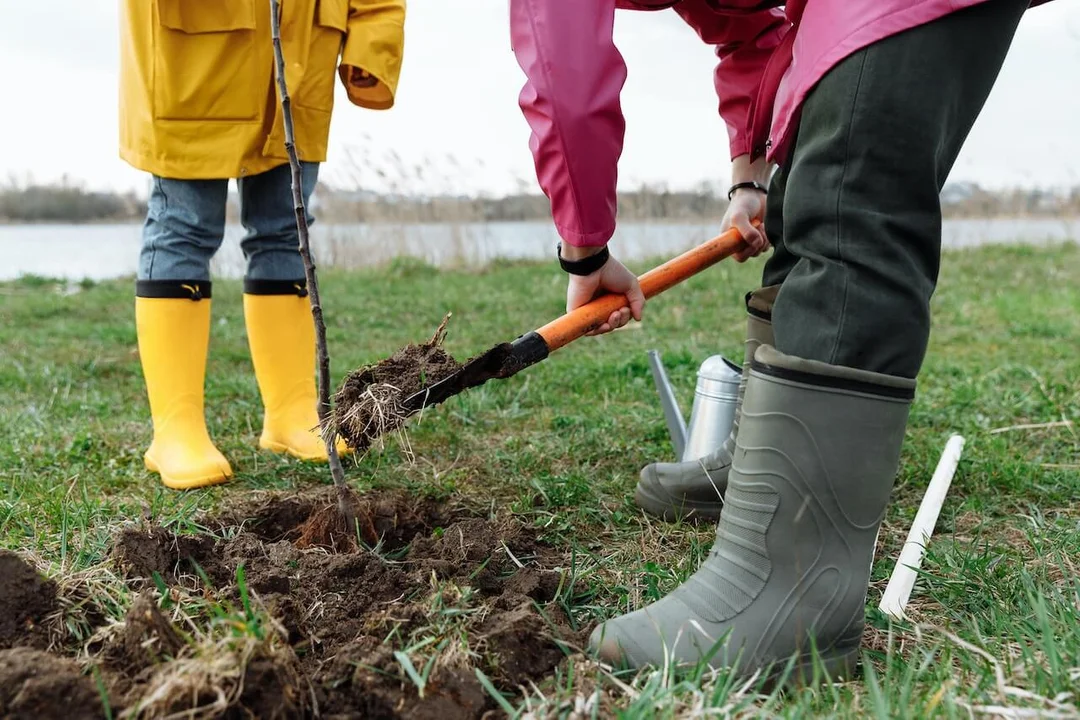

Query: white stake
[[879, 433, 966, 621]]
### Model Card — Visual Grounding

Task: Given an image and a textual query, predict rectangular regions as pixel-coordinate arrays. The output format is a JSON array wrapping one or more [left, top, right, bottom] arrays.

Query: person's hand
[[563, 247, 645, 336], [723, 187, 770, 263], [347, 66, 378, 88]]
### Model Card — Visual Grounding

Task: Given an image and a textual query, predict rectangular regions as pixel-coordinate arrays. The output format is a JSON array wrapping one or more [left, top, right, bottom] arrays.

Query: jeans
[[137, 162, 318, 283], [759, 0, 1027, 379]]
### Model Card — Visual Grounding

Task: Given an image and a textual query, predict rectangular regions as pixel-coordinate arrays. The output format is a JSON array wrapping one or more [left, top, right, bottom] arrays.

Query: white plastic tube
[[879, 434, 966, 621]]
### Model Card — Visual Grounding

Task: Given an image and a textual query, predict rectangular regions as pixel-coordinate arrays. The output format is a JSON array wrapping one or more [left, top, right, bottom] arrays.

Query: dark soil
[[0, 488, 584, 719], [334, 316, 523, 451], [112, 525, 222, 585], [99, 592, 184, 675], [0, 647, 104, 720], [0, 549, 57, 650]]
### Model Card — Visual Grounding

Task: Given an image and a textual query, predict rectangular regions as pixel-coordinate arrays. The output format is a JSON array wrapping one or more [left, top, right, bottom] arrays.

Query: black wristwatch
[[557, 243, 610, 275], [728, 181, 768, 200]]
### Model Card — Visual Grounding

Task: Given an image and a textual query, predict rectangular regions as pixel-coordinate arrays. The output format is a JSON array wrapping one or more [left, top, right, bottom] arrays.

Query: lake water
[[1, 218, 1077, 282]]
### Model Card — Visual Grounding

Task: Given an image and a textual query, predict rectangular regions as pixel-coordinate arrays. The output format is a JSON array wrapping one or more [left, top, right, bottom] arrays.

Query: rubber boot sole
[[144, 453, 232, 491], [766, 645, 860, 689], [259, 434, 353, 463]]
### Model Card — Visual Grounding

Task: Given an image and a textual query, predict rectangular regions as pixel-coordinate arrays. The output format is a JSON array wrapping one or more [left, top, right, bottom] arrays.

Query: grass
[[2, 242, 1079, 717]]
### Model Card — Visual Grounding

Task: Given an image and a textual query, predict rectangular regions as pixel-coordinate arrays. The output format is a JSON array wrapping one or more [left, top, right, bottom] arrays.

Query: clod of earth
[[0, 488, 585, 719], [0, 647, 105, 720], [99, 593, 184, 675], [0, 549, 57, 650], [333, 314, 523, 452], [333, 314, 461, 452]]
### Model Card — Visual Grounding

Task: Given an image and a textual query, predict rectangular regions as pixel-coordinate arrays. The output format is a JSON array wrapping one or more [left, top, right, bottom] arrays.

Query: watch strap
[[728, 181, 768, 200], [557, 243, 610, 275]]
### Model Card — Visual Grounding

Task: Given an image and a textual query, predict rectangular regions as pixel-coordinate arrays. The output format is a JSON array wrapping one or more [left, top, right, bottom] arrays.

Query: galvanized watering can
[[646, 350, 741, 462]]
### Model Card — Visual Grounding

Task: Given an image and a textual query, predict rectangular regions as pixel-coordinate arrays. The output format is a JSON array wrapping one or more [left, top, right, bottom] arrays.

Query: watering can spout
[[647, 350, 687, 459]]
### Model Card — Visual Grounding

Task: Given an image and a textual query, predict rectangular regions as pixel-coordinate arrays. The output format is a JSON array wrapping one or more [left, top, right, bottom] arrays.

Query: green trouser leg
[[763, 0, 1029, 378], [593, 0, 1027, 678]]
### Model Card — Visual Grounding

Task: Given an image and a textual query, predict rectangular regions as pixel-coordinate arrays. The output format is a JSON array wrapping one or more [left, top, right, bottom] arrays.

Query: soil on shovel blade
[[0, 488, 585, 719], [334, 315, 521, 452]]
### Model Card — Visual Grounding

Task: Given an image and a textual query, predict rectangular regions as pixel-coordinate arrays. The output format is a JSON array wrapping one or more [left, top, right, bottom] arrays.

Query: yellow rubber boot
[[135, 288, 233, 490], [243, 283, 350, 461]]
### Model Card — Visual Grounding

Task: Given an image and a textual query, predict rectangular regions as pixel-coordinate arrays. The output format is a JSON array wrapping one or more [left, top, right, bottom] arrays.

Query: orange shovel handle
[[536, 226, 748, 352]]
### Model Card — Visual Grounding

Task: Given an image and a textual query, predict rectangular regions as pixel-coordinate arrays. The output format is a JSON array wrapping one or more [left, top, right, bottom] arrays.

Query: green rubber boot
[[634, 286, 778, 521], [593, 344, 915, 683]]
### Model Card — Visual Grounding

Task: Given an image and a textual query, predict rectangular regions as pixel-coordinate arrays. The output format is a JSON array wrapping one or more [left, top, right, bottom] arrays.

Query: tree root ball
[[333, 314, 462, 452]]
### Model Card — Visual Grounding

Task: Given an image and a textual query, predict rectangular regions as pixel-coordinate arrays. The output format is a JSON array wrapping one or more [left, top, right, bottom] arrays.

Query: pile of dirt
[[0, 549, 57, 650], [333, 316, 465, 451], [0, 647, 104, 719], [0, 488, 584, 719], [333, 315, 524, 452]]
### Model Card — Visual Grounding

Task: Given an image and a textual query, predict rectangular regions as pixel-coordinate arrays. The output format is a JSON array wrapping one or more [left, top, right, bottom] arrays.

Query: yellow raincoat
[[120, 0, 404, 179]]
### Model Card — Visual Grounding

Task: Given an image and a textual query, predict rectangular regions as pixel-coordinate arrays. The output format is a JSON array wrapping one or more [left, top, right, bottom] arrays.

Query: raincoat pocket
[[153, 0, 262, 121], [296, 0, 349, 113], [317, 0, 349, 31]]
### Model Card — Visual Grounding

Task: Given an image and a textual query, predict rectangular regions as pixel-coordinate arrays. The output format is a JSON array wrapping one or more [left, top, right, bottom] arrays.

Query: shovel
[[398, 227, 749, 415]]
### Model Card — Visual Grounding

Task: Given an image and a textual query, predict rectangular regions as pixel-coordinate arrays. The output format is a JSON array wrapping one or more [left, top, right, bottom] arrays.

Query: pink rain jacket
[[510, 0, 1051, 247]]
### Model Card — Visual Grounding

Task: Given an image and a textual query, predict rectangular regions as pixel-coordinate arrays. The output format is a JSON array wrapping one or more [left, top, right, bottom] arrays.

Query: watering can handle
[[535, 225, 751, 352]]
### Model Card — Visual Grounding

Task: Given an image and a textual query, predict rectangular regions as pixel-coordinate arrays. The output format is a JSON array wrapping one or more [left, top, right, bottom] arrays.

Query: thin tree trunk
[[269, 0, 352, 525]]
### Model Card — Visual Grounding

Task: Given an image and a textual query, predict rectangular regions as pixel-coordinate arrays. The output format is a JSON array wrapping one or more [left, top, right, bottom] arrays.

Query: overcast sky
[[2, 1, 1078, 196]]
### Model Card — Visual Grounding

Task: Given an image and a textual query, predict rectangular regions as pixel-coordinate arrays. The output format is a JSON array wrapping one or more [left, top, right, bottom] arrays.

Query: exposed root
[[334, 312, 531, 455], [336, 381, 409, 451], [334, 313, 462, 452], [295, 501, 360, 553]]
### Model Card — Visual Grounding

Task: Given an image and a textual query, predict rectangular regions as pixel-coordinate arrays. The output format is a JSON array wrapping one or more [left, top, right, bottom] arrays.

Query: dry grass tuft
[[121, 612, 312, 720], [336, 381, 411, 454], [20, 551, 131, 653]]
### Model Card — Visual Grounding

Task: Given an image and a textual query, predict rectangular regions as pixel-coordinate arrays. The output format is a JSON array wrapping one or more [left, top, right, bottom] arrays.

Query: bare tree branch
[[269, 0, 351, 515]]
